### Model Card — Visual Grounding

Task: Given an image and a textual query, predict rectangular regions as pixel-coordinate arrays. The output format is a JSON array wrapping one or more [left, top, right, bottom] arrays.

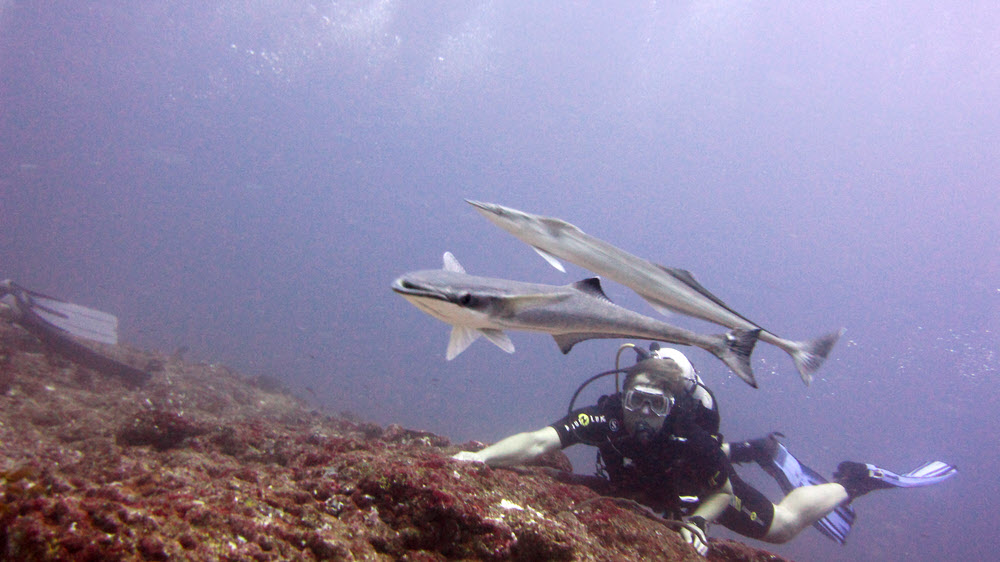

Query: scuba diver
[[452, 344, 957, 556], [0, 279, 150, 386]]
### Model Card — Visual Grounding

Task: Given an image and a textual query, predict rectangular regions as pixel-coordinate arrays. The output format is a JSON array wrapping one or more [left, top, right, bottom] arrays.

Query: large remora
[[467, 200, 842, 385], [392, 252, 760, 386]]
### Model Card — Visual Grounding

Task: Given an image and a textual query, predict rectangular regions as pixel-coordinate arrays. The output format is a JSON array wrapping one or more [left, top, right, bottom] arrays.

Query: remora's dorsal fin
[[655, 264, 761, 328], [532, 246, 566, 272], [443, 252, 465, 274], [571, 277, 613, 304], [446, 325, 480, 360]]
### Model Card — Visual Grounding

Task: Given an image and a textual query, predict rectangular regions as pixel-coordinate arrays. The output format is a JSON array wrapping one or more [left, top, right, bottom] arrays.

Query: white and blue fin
[[1, 280, 121, 346], [28, 292, 120, 346], [815, 499, 856, 545], [759, 443, 856, 545], [863, 460, 958, 488]]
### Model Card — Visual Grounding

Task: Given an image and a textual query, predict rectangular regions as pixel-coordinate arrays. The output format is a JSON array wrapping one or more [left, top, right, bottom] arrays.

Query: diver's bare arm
[[677, 478, 732, 557], [692, 478, 734, 522], [452, 427, 561, 467]]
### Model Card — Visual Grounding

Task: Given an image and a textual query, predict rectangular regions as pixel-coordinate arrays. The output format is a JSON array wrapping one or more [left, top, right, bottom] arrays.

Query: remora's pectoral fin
[[532, 247, 566, 272], [479, 329, 515, 354], [445, 326, 514, 359], [446, 325, 481, 360], [645, 299, 676, 317], [442, 252, 466, 274]]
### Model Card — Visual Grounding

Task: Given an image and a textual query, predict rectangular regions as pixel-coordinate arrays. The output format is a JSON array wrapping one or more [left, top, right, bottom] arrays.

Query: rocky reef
[[0, 320, 790, 561]]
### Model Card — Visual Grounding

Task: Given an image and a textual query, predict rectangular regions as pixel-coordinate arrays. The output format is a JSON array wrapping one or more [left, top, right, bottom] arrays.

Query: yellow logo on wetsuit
[[578, 413, 590, 427], [730, 495, 757, 521]]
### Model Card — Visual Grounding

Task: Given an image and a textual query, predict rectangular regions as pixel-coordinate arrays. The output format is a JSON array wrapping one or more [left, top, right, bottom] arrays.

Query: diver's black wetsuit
[[550, 393, 774, 539]]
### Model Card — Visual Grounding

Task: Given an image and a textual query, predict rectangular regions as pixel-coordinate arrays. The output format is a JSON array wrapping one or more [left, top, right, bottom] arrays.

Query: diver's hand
[[451, 451, 485, 463], [680, 516, 709, 557]]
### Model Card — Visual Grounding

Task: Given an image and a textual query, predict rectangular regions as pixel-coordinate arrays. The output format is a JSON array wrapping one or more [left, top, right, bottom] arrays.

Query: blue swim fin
[[861, 461, 958, 488], [1, 280, 149, 386], [759, 442, 856, 545], [1, 280, 119, 344]]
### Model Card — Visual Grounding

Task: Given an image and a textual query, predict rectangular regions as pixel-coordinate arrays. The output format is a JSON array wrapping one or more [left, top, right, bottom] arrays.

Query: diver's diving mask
[[623, 384, 673, 417]]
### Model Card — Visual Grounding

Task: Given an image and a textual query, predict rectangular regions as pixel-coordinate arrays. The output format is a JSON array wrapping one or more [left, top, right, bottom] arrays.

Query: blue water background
[[2, 3, 997, 560]]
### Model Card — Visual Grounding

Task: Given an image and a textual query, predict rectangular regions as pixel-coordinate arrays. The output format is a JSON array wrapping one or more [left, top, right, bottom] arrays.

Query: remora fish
[[467, 200, 842, 385], [392, 252, 761, 385]]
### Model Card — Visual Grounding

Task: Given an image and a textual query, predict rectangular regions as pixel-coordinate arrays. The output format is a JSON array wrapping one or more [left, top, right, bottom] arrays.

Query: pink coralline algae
[[0, 321, 791, 561]]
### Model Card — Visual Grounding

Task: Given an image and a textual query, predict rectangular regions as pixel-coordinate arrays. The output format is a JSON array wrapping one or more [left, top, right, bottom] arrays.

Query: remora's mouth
[[391, 278, 444, 300], [466, 199, 503, 217]]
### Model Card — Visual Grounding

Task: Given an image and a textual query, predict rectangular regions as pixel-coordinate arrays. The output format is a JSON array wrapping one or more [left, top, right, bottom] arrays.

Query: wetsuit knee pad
[[716, 474, 774, 539]]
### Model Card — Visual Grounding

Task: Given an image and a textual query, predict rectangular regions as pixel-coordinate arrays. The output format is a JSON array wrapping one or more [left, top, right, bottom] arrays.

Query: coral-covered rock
[[0, 320, 791, 561]]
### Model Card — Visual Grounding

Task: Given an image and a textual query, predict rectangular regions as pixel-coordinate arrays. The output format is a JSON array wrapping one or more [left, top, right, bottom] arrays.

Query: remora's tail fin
[[713, 328, 760, 388], [790, 329, 845, 385]]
